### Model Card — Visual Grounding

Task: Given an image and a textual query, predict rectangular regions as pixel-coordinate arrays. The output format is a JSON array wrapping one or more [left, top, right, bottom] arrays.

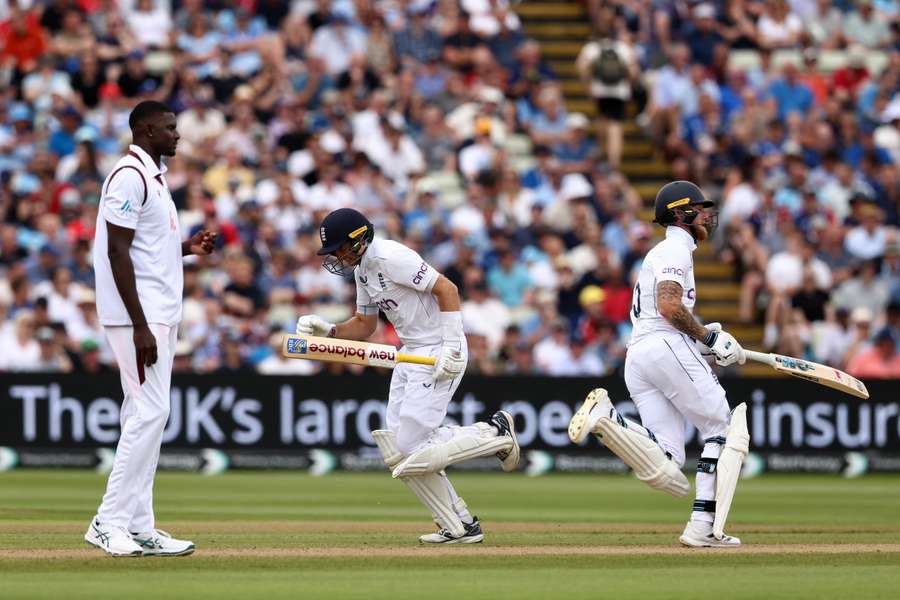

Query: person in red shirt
[[847, 328, 900, 379], [0, 8, 48, 75], [832, 46, 870, 103]]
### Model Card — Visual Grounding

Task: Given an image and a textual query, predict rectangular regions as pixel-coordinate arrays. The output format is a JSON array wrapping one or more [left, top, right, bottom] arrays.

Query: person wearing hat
[[34, 325, 73, 372], [570, 181, 749, 548], [86, 101, 217, 558], [76, 338, 112, 374], [847, 327, 900, 378], [296, 207, 519, 544]]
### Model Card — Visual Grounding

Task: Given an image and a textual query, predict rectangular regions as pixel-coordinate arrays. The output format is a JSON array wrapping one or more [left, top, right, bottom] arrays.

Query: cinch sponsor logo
[[661, 267, 684, 276], [368, 348, 396, 361], [412, 262, 429, 285], [309, 342, 366, 359], [375, 298, 398, 311]]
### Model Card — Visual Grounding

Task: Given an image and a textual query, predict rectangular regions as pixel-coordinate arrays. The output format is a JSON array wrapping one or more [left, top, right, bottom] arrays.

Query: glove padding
[[296, 314, 335, 337], [696, 322, 722, 358], [704, 327, 746, 367], [432, 344, 466, 383]]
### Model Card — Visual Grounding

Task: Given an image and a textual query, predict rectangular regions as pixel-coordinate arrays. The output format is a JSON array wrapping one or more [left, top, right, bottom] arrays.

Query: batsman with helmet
[[297, 208, 520, 544], [568, 181, 750, 547]]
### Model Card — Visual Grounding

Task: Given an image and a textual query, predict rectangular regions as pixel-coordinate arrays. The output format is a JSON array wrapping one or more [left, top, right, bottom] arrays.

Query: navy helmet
[[317, 208, 374, 276], [652, 180, 717, 234]]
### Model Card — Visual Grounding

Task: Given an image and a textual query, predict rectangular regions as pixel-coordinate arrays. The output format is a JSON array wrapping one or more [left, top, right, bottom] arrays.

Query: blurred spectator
[[847, 328, 900, 378]]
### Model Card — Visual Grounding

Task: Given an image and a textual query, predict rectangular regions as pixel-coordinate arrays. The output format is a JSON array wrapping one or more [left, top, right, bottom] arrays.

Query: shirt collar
[[666, 225, 696, 251], [128, 144, 166, 176]]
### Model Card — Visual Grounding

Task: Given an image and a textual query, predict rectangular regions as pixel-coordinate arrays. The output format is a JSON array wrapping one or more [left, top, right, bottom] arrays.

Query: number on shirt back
[[632, 283, 641, 318]]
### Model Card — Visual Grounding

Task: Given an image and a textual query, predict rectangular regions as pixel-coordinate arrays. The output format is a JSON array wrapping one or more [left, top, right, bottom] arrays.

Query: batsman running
[[568, 180, 749, 548], [297, 208, 520, 544]]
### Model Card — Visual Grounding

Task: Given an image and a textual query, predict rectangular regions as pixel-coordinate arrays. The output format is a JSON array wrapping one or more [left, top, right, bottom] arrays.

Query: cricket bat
[[281, 334, 436, 369], [743, 350, 869, 399]]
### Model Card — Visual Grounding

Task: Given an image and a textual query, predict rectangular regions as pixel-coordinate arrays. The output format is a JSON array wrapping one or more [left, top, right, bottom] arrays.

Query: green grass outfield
[[1, 470, 899, 599]]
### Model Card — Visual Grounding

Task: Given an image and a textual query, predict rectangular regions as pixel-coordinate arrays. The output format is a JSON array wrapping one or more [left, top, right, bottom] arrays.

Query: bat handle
[[397, 353, 437, 366], [743, 349, 776, 367]]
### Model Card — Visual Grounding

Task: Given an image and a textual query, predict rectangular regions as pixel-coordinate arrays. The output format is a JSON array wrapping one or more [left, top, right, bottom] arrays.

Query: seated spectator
[[769, 62, 813, 122], [487, 250, 532, 307], [845, 202, 888, 260], [847, 328, 900, 378], [832, 259, 891, 318], [844, 0, 892, 49], [393, 5, 442, 67], [757, 0, 802, 49]]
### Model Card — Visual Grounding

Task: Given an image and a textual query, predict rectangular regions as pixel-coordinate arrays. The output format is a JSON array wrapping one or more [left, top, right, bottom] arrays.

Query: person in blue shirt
[[487, 249, 532, 307], [48, 106, 81, 157], [768, 62, 813, 121]]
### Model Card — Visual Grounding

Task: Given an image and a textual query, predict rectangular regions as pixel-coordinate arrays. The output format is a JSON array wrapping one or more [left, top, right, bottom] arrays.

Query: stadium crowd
[[0, 0, 898, 378]]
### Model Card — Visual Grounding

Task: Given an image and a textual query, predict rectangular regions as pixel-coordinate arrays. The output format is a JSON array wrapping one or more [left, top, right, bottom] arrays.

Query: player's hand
[[705, 328, 746, 367], [296, 315, 335, 337], [134, 324, 158, 367], [432, 343, 466, 383], [186, 229, 217, 256], [696, 322, 722, 358]]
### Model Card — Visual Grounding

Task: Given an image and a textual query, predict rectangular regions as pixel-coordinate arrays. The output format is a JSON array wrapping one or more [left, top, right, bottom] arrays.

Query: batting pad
[[391, 423, 513, 478], [713, 403, 749, 538], [595, 417, 690, 497], [371, 430, 466, 538]]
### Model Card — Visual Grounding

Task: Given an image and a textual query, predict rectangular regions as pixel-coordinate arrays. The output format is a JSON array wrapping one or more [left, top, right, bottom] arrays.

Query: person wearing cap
[[34, 325, 73, 372], [847, 327, 900, 378], [296, 207, 520, 544], [86, 101, 216, 558], [570, 181, 749, 548], [76, 338, 112, 374]]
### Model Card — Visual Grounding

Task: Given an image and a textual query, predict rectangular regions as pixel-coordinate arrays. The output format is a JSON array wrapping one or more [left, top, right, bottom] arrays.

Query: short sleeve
[[651, 246, 690, 288], [101, 167, 146, 230], [355, 272, 378, 315], [382, 243, 439, 293]]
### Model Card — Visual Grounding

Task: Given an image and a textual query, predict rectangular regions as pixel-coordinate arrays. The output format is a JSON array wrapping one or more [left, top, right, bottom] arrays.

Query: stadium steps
[[517, 1, 769, 375]]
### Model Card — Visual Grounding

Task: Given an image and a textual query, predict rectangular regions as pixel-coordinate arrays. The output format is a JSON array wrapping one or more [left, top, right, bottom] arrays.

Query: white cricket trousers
[[623, 333, 731, 466], [96, 323, 176, 533]]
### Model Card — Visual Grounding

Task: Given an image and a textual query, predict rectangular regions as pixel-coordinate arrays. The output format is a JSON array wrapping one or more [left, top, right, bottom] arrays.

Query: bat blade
[[770, 354, 870, 399], [281, 334, 400, 368]]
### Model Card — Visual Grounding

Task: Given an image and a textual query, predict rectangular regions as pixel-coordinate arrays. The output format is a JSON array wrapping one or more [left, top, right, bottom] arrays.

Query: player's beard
[[691, 223, 709, 242]]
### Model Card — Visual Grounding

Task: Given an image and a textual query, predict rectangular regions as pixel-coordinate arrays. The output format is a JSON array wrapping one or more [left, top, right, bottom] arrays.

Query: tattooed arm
[[656, 280, 709, 340]]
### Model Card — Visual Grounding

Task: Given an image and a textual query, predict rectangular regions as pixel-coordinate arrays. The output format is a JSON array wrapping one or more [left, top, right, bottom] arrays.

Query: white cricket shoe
[[131, 529, 195, 556], [84, 516, 143, 557], [568, 388, 612, 444], [419, 518, 484, 544], [489, 410, 520, 472], [679, 520, 741, 548]]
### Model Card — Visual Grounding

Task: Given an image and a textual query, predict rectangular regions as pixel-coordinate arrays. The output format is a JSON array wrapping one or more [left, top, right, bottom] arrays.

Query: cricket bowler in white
[[568, 181, 750, 548], [297, 207, 520, 544], [85, 101, 216, 557]]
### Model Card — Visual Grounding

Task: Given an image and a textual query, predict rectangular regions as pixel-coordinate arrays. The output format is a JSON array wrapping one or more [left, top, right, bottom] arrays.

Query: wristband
[[440, 311, 464, 343]]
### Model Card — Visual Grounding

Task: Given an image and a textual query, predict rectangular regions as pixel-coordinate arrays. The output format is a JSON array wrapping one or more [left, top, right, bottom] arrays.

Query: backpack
[[592, 45, 626, 85]]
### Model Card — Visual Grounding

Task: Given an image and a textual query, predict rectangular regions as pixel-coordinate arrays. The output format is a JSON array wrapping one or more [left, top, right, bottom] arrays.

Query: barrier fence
[[1, 374, 898, 476]]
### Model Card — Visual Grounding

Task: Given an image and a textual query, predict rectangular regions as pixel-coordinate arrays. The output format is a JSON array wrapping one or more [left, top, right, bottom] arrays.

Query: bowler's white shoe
[[679, 520, 741, 548], [568, 388, 612, 444], [419, 518, 484, 544], [84, 516, 143, 557], [131, 529, 195, 556]]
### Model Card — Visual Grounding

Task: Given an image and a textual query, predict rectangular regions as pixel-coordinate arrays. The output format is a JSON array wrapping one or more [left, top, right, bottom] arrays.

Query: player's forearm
[[334, 314, 373, 341], [108, 248, 149, 327], [657, 280, 708, 340], [667, 304, 710, 341]]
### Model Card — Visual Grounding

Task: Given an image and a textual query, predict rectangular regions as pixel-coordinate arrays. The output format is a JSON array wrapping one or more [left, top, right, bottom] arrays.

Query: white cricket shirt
[[354, 238, 442, 348], [628, 226, 697, 346], [94, 144, 183, 327]]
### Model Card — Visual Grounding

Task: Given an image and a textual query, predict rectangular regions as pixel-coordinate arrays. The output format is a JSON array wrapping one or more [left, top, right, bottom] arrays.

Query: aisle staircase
[[516, 1, 770, 376]]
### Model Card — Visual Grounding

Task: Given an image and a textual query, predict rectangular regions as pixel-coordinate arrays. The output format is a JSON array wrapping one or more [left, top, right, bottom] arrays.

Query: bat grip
[[743, 350, 776, 367], [397, 353, 437, 366]]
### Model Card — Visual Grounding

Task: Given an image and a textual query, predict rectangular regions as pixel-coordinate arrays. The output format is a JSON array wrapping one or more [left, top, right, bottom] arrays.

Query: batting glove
[[296, 315, 336, 337], [695, 322, 722, 358], [432, 344, 466, 383], [704, 327, 746, 367]]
